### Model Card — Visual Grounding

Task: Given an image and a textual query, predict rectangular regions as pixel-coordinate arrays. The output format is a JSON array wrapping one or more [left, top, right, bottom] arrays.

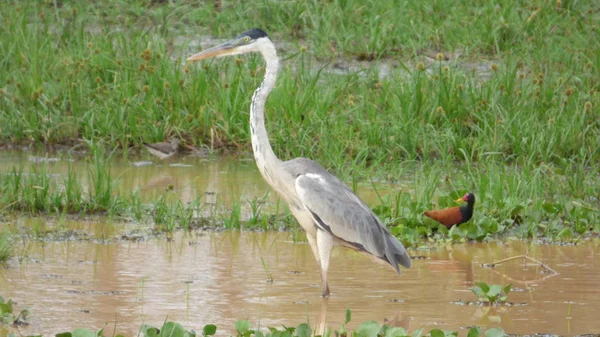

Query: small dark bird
[[424, 193, 476, 229]]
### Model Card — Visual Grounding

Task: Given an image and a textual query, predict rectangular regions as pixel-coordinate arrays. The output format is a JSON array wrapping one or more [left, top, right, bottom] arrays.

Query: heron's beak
[[187, 40, 238, 62]]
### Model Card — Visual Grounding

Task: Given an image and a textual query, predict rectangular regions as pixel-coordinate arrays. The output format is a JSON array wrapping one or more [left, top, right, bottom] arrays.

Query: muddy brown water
[[2, 232, 599, 336], [1, 151, 600, 336]]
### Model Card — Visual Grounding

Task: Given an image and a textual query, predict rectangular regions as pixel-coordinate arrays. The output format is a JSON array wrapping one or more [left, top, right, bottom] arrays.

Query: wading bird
[[143, 138, 180, 160], [187, 28, 411, 297], [424, 193, 475, 229]]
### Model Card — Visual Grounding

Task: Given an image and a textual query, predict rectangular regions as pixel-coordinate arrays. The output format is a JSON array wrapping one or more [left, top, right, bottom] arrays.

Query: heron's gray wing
[[294, 172, 411, 272]]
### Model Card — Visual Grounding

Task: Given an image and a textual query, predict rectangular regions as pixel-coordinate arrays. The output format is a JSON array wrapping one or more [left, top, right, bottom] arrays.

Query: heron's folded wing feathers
[[294, 173, 411, 271]]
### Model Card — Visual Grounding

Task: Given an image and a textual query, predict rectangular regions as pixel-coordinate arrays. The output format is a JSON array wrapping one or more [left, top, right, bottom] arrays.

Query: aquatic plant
[[0, 158, 597, 241], [0, 296, 29, 326], [0, 150, 130, 216], [471, 282, 512, 306], [232, 316, 507, 337], [151, 196, 177, 233], [0, 303, 509, 337], [140, 321, 203, 337]]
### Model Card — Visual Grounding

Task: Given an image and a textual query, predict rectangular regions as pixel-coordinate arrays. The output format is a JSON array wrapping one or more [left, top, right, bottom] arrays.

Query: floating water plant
[[471, 282, 512, 306], [0, 305, 510, 337]]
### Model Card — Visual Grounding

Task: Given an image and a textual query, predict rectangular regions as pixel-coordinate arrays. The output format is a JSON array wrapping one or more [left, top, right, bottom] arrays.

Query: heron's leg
[[316, 229, 333, 297], [306, 233, 321, 266]]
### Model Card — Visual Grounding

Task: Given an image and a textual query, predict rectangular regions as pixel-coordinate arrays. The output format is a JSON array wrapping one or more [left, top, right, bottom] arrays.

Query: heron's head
[[187, 28, 272, 62], [455, 193, 475, 204]]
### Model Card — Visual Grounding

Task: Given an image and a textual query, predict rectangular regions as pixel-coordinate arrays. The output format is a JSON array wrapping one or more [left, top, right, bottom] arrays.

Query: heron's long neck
[[250, 48, 280, 185]]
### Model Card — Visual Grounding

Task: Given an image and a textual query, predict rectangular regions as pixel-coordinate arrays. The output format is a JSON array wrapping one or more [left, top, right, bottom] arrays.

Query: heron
[[187, 28, 411, 297]]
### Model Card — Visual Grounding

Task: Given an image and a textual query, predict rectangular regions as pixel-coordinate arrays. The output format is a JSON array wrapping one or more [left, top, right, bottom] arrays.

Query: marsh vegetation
[[0, 0, 599, 336]]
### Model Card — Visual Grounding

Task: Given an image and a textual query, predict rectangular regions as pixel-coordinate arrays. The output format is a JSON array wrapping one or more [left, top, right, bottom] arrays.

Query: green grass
[[0, 1, 597, 164], [0, 155, 597, 244], [0, 152, 125, 215], [0, 234, 12, 264], [0, 1, 598, 242], [0, 148, 290, 234]]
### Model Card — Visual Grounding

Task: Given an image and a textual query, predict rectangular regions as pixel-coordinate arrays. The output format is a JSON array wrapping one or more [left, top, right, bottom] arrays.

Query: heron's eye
[[243, 36, 251, 42]]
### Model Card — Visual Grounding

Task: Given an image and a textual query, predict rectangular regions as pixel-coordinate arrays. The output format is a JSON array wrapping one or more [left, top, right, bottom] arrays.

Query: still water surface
[[2, 231, 599, 336], [1, 151, 599, 336]]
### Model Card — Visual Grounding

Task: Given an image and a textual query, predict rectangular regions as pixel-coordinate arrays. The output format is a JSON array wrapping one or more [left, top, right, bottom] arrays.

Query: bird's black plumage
[[458, 193, 476, 224], [241, 28, 270, 40]]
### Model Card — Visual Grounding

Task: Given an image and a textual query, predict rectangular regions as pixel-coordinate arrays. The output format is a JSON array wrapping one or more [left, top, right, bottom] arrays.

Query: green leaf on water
[[475, 282, 490, 293], [467, 327, 481, 337], [429, 329, 444, 337], [503, 284, 512, 295], [382, 326, 408, 337], [345, 309, 352, 324], [273, 330, 293, 337], [488, 285, 501, 297], [296, 323, 311, 337], [71, 329, 98, 337], [484, 328, 506, 337], [356, 321, 380, 337], [141, 325, 160, 337], [235, 320, 251, 335], [161, 322, 186, 337], [56, 333, 72, 337], [471, 286, 485, 299], [203, 324, 217, 336], [0, 299, 13, 314]]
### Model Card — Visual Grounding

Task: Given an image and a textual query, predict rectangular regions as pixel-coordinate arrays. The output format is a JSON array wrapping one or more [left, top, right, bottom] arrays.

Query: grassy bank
[[0, 152, 597, 245], [0, 1, 597, 166], [0, 1, 598, 242]]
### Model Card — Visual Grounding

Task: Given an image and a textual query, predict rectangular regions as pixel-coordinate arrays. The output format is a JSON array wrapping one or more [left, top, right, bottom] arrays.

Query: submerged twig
[[482, 254, 559, 275], [481, 254, 559, 286]]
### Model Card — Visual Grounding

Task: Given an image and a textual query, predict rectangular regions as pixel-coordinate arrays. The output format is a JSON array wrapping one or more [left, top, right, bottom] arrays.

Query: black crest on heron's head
[[241, 28, 270, 40]]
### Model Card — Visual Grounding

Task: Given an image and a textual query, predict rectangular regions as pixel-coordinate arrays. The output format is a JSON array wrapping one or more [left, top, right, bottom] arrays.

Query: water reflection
[[1, 232, 599, 336]]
